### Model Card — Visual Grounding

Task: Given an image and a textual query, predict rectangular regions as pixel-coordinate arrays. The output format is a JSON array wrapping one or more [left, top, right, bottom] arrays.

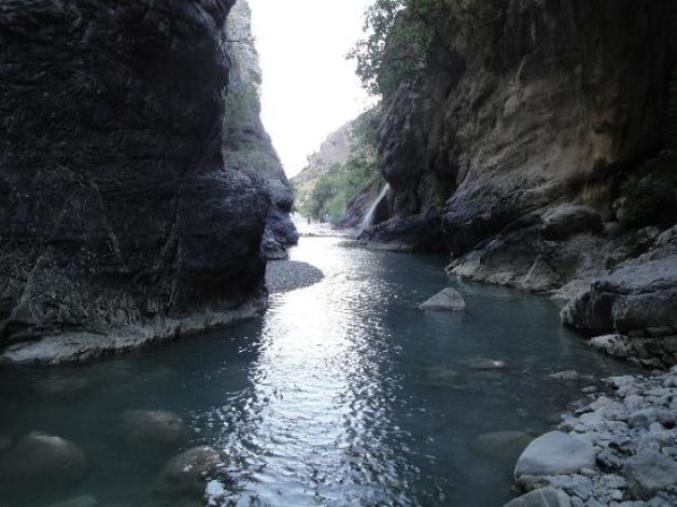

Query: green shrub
[[348, 0, 451, 96], [299, 108, 382, 223], [619, 152, 677, 228]]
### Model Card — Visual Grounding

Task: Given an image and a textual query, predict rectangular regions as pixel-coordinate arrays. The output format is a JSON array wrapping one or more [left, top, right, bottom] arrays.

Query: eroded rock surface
[[0, 0, 284, 363], [357, 0, 677, 366], [224, 0, 298, 259]]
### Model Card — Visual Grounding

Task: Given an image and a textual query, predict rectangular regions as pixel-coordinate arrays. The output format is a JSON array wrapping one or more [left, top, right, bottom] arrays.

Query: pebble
[[511, 371, 677, 505]]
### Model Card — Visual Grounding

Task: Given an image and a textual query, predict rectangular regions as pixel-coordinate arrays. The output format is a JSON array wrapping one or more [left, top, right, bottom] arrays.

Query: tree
[[348, 0, 451, 96]]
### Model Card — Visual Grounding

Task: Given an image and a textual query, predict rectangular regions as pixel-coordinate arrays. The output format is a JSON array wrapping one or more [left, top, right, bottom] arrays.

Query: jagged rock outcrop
[[364, 0, 677, 365], [224, 0, 298, 259], [0, 0, 277, 364]]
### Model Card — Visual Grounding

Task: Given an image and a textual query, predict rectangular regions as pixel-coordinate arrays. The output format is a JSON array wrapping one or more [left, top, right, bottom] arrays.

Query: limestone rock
[[503, 487, 572, 507], [419, 288, 466, 311], [515, 432, 595, 478], [625, 450, 677, 500]]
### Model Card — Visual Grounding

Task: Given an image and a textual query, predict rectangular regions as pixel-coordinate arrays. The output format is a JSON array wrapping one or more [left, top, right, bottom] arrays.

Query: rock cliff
[[224, 0, 298, 259], [362, 0, 677, 366], [292, 108, 384, 225], [0, 0, 285, 364], [292, 122, 353, 210]]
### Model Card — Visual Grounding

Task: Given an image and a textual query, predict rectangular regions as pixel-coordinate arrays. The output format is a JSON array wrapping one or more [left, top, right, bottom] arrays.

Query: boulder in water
[[419, 288, 466, 311], [514, 431, 595, 479], [156, 446, 225, 499], [0, 431, 86, 488], [503, 487, 571, 507], [0, 434, 12, 452], [33, 376, 89, 396], [121, 410, 186, 449], [45, 495, 98, 507], [424, 366, 464, 389], [463, 357, 508, 370]]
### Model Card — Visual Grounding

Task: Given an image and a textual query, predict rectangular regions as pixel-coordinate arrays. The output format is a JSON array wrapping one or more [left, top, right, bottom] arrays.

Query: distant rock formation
[[291, 122, 353, 212], [224, 0, 298, 259]]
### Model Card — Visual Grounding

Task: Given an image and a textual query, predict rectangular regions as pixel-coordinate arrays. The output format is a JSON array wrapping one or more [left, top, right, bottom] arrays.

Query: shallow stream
[[0, 236, 635, 506]]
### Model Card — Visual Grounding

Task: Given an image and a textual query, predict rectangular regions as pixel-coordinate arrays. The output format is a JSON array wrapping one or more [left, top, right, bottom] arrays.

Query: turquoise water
[[0, 236, 634, 506]]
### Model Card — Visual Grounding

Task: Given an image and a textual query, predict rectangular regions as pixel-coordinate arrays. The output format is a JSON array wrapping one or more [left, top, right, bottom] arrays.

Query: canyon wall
[[364, 0, 677, 366], [224, 0, 298, 259], [0, 0, 286, 364]]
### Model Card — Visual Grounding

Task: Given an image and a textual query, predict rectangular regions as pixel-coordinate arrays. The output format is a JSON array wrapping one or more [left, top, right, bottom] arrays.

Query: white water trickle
[[359, 183, 390, 234]]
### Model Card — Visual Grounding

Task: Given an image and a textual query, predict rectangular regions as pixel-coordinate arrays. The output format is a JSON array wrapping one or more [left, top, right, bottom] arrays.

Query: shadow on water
[[0, 236, 637, 506]]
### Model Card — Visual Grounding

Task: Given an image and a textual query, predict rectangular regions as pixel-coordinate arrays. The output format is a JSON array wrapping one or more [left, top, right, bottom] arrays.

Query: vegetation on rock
[[297, 107, 382, 223]]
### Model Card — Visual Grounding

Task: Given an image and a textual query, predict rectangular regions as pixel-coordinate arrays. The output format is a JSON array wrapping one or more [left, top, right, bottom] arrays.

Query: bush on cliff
[[349, 0, 451, 96], [618, 151, 677, 229]]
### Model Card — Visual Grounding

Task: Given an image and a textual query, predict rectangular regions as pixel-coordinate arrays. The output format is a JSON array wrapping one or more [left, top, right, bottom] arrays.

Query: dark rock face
[[0, 0, 272, 363], [374, 0, 676, 255], [367, 0, 677, 365], [223, 0, 298, 259]]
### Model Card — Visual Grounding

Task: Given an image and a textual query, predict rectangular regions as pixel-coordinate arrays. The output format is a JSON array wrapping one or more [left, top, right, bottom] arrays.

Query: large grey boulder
[[503, 487, 571, 507], [420, 288, 466, 311], [624, 450, 677, 500], [0, 432, 87, 488], [562, 255, 677, 335], [514, 432, 595, 478]]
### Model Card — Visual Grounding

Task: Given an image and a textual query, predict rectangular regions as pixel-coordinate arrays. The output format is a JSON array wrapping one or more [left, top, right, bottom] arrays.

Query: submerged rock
[[423, 366, 464, 389], [503, 487, 571, 507], [45, 495, 98, 507], [419, 288, 466, 311], [156, 446, 225, 499], [463, 357, 508, 370], [0, 435, 12, 452], [475, 431, 532, 460], [514, 432, 595, 479], [33, 376, 89, 396], [0, 432, 86, 488], [121, 410, 186, 449]]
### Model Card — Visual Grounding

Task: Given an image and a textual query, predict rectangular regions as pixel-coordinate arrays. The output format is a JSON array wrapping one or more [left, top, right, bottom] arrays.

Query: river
[[0, 236, 635, 506]]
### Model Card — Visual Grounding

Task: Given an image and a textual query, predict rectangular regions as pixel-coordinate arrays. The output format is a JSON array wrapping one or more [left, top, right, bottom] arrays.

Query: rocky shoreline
[[507, 368, 677, 506], [0, 294, 267, 366]]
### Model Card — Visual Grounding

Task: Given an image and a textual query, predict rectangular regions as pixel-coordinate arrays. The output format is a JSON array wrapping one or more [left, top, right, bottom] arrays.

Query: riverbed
[[0, 236, 636, 506]]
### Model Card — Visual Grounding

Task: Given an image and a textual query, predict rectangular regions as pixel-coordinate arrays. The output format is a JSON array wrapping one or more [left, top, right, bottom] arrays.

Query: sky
[[247, 0, 375, 177]]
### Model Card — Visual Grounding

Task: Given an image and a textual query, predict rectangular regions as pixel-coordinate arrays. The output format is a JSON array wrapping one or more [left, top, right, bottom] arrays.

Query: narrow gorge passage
[[0, 234, 636, 506], [1, 0, 676, 505]]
